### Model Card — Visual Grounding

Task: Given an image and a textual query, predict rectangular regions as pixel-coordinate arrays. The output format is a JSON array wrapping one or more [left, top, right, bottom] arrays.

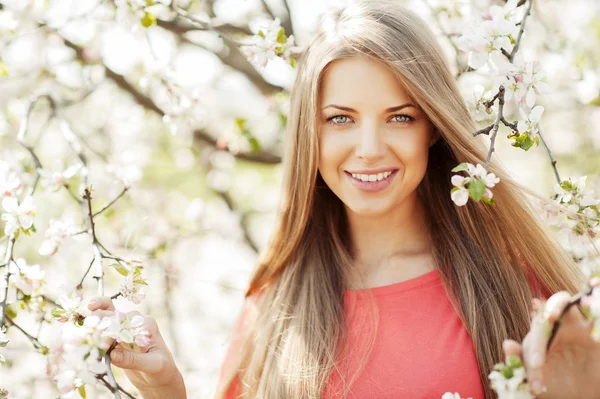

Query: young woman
[[88, 1, 600, 398]]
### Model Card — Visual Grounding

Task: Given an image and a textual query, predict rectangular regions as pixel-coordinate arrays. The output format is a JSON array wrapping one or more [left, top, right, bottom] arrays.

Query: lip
[[344, 169, 399, 193], [346, 167, 398, 174]]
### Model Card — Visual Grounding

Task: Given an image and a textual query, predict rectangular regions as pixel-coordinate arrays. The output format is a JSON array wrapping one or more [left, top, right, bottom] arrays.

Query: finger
[[87, 297, 116, 311], [88, 310, 114, 319], [110, 348, 167, 374], [543, 291, 572, 323], [523, 291, 571, 395], [502, 339, 522, 359]]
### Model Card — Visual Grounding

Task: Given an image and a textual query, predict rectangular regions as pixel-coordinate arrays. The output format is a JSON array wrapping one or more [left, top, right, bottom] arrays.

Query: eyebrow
[[321, 103, 417, 113]]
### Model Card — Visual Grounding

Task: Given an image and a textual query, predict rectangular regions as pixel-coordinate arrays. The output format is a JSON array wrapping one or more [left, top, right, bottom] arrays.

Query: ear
[[429, 127, 441, 148]]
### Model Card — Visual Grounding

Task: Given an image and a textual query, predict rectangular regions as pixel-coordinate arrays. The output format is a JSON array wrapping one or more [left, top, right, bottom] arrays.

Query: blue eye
[[327, 115, 351, 125], [391, 114, 414, 123]]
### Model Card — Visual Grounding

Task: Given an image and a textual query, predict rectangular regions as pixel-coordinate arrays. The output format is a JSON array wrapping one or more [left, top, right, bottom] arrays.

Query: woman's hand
[[87, 297, 186, 399], [503, 291, 600, 399]]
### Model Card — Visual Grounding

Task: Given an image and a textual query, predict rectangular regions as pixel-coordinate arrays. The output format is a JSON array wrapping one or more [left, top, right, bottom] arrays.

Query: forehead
[[319, 57, 412, 107]]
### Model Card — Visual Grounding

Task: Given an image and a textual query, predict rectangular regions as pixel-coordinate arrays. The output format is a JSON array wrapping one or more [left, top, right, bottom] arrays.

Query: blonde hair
[[217, 1, 585, 398]]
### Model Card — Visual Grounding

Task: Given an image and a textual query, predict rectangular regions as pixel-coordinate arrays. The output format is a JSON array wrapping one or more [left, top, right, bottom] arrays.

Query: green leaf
[[111, 263, 130, 276], [501, 366, 514, 379], [78, 385, 87, 398], [481, 196, 495, 207], [451, 163, 469, 173], [519, 135, 534, 151], [6, 305, 17, 319], [30, 224, 37, 233], [133, 279, 148, 286], [450, 186, 460, 194], [51, 308, 66, 318], [468, 179, 486, 201], [236, 117, 261, 152], [506, 355, 523, 369], [141, 12, 157, 28], [257, 30, 266, 39], [0, 340, 8, 348], [289, 57, 296, 68], [560, 180, 573, 191]]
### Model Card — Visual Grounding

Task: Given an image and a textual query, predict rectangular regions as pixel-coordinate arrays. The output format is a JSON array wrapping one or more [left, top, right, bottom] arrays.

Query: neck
[[345, 192, 434, 281]]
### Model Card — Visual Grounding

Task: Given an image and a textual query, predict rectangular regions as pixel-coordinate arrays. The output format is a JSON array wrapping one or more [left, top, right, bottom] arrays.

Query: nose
[[355, 121, 386, 162]]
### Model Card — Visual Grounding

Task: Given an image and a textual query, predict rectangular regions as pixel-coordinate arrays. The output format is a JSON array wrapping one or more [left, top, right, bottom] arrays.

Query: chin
[[345, 200, 394, 217]]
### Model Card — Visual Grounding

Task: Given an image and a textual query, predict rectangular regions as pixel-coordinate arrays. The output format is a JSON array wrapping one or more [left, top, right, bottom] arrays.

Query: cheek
[[318, 132, 348, 175]]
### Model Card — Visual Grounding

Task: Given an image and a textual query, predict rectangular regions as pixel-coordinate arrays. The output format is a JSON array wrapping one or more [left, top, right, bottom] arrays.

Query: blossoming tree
[[0, 0, 599, 398]]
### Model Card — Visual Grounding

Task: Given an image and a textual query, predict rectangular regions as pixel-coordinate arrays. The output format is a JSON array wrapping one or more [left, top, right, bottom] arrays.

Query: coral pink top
[[218, 269, 547, 398], [219, 270, 551, 399], [322, 270, 484, 398]]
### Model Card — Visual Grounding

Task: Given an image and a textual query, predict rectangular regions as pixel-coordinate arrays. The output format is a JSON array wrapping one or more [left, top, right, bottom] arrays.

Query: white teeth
[[350, 171, 393, 182]]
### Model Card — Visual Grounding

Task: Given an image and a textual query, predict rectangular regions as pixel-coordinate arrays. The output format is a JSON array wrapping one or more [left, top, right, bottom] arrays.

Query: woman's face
[[318, 57, 436, 217]]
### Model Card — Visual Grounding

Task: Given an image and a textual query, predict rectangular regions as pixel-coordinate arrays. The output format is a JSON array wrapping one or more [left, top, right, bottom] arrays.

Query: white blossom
[[37, 161, 82, 192], [9, 258, 45, 296], [240, 18, 301, 68], [39, 218, 79, 256], [489, 367, 533, 399], [1, 196, 35, 236]]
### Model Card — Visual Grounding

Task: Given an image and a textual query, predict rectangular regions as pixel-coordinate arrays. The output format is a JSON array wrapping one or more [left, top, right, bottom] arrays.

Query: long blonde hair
[[217, 1, 584, 398]]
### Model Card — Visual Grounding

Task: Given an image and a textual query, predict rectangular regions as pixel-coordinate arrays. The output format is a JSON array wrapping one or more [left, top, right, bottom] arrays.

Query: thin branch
[[0, 237, 16, 330], [509, 0, 534, 62], [260, 0, 276, 20], [169, 4, 242, 45], [216, 191, 259, 253], [280, 0, 295, 38], [63, 37, 282, 164], [537, 126, 561, 185], [5, 316, 43, 350], [500, 117, 518, 131], [485, 86, 507, 170], [76, 258, 96, 290], [93, 187, 129, 217], [547, 288, 592, 350], [102, 341, 122, 399]]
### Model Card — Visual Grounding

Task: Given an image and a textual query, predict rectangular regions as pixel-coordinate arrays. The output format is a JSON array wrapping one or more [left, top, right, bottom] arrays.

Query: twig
[[260, 0, 276, 20], [102, 341, 122, 399], [484, 86, 507, 170], [169, 4, 241, 45], [76, 258, 96, 290], [216, 191, 259, 253], [0, 237, 16, 330], [546, 288, 592, 350], [536, 126, 561, 185], [5, 316, 43, 350], [509, 0, 534, 62], [93, 187, 129, 217]]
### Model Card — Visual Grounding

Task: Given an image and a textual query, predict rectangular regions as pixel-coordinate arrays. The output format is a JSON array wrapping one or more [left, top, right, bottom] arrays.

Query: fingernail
[[88, 300, 97, 307], [531, 379, 544, 394], [111, 350, 122, 362]]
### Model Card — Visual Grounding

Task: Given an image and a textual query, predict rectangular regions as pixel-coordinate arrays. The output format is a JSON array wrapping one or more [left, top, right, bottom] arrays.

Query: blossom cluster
[[1, 196, 35, 237], [544, 176, 600, 271], [488, 355, 533, 399], [450, 163, 500, 207], [113, 258, 147, 304], [457, 0, 520, 71], [48, 305, 151, 398], [240, 18, 302, 68]]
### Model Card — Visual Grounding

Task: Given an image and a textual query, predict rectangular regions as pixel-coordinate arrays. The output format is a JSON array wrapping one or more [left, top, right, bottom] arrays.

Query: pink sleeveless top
[[217, 269, 548, 398]]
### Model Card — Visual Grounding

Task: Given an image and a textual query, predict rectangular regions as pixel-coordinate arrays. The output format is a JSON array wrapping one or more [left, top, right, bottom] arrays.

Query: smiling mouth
[[345, 169, 398, 182]]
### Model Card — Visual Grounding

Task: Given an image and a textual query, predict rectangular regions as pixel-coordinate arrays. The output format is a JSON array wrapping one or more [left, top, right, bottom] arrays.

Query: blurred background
[[0, 0, 599, 397]]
